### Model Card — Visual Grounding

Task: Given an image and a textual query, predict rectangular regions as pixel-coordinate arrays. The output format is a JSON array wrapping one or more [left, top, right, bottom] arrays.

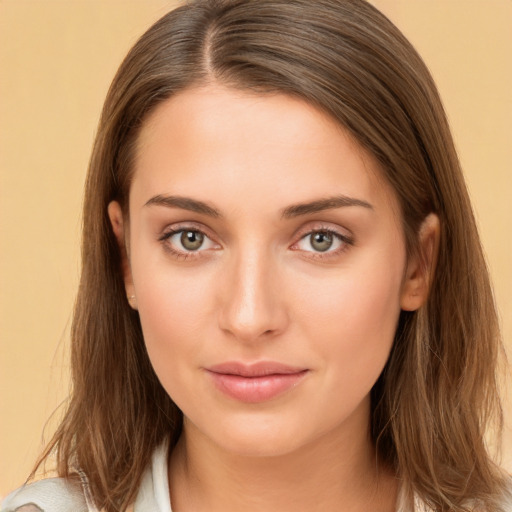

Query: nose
[[217, 246, 288, 343]]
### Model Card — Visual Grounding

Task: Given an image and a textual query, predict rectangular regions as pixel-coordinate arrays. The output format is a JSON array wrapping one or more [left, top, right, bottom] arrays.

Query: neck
[[168, 417, 398, 512]]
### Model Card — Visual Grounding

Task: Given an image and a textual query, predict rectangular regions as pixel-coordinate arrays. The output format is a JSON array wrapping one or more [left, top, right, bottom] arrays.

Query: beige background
[[1, 0, 511, 497]]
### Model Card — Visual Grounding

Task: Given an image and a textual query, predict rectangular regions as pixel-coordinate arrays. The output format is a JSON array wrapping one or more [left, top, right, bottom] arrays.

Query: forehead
[[131, 84, 399, 219]]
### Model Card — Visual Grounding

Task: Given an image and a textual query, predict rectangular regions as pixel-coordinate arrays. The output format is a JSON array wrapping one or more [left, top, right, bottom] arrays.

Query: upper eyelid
[[160, 222, 216, 240], [293, 221, 352, 240], [299, 229, 350, 241]]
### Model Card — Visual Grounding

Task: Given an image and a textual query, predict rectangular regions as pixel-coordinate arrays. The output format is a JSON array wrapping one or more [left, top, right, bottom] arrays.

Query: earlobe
[[400, 213, 440, 311], [107, 201, 137, 310]]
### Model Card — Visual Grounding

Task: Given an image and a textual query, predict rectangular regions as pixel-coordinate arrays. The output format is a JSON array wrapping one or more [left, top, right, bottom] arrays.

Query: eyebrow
[[145, 195, 222, 217], [144, 194, 373, 219], [281, 195, 373, 218]]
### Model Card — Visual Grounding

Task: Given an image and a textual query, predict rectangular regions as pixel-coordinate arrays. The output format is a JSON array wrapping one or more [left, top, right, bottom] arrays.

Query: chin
[[202, 410, 331, 459], [182, 408, 310, 458]]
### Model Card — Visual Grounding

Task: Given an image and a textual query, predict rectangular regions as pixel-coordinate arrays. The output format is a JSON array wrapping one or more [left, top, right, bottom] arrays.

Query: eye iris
[[180, 230, 204, 251], [311, 231, 333, 252]]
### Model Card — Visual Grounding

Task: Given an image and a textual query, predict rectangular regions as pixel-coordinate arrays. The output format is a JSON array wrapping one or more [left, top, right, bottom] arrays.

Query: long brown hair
[[33, 1, 510, 510]]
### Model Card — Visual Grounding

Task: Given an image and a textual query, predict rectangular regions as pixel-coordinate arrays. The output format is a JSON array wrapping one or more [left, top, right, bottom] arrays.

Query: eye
[[306, 231, 336, 252], [176, 230, 206, 251], [160, 227, 219, 257], [293, 229, 352, 256]]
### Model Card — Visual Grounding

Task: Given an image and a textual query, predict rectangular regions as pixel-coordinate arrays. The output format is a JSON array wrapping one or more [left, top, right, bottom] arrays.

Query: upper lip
[[206, 361, 308, 377]]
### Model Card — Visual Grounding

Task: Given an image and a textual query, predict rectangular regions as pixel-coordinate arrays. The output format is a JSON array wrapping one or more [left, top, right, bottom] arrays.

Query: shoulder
[[502, 478, 512, 510], [1, 440, 171, 512], [1, 477, 88, 512]]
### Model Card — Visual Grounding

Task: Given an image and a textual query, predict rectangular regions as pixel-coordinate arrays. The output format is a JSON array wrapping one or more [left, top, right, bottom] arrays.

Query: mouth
[[205, 361, 309, 403]]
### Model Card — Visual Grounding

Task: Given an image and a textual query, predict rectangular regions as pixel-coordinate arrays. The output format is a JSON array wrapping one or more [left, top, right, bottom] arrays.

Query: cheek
[[132, 260, 216, 368], [293, 252, 404, 380]]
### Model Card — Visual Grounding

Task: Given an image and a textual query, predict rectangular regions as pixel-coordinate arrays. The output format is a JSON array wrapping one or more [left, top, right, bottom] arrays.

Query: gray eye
[[310, 231, 333, 252], [180, 230, 204, 251]]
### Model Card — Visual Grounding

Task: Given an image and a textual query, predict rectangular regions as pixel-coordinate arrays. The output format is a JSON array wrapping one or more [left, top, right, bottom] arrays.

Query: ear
[[400, 213, 440, 311], [108, 201, 137, 310]]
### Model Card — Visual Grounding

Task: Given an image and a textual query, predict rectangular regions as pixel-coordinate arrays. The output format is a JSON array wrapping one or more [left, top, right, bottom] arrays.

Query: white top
[[1, 441, 173, 512]]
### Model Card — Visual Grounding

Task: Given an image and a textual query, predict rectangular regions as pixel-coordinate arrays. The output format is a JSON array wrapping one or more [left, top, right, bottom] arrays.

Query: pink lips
[[205, 362, 308, 403]]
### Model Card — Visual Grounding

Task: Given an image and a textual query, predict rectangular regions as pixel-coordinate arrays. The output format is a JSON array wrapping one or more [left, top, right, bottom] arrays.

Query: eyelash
[[158, 225, 217, 261], [291, 228, 354, 261], [158, 225, 354, 261]]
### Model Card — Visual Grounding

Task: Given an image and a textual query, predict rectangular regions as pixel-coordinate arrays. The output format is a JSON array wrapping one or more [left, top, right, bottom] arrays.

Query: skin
[[109, 84, 439, 512]]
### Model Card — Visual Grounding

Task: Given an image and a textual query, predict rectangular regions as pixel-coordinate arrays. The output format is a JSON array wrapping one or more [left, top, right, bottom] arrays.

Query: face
[[109, 84, 428, 458]]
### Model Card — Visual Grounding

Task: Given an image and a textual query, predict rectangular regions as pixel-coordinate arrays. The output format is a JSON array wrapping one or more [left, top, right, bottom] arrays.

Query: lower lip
[[207, 371, 308, 403]]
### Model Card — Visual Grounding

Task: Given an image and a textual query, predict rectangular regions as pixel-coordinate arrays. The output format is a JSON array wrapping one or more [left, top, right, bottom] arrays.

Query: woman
[[2, 0, 510, 511]]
